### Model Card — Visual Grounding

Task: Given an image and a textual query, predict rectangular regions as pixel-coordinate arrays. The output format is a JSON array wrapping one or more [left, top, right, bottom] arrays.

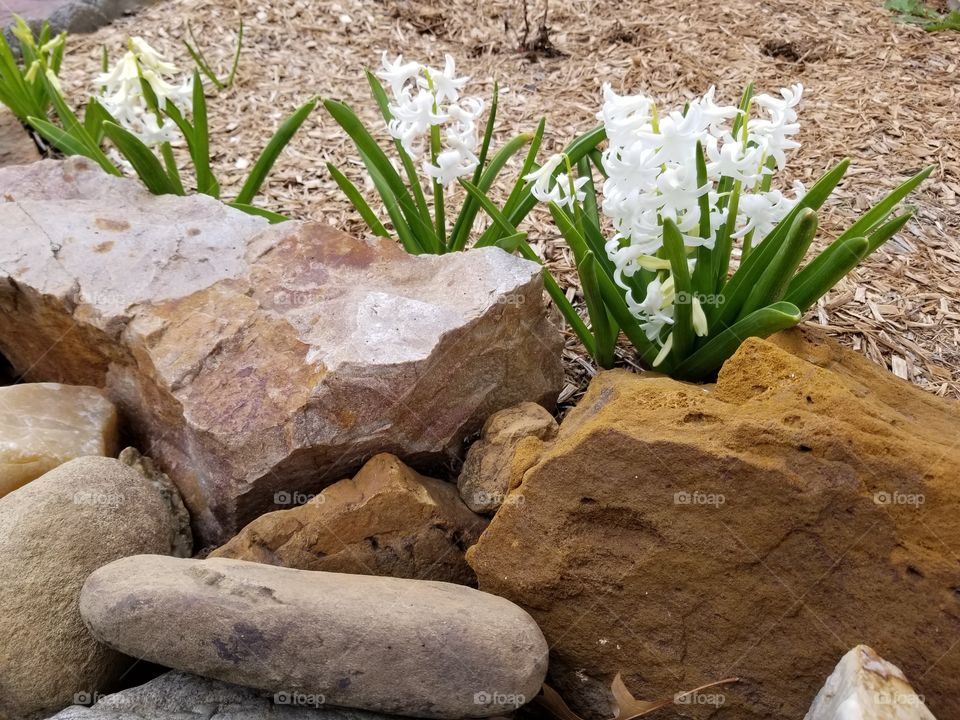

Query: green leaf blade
[[326, 161, 390, 238], [672, 302, 802, 381], [711, 158, 850, 331], [739, 208, 819, 318], [787, 165, 931, 296], [324, 97, 441, 253], [783, 236, 871, 313], [235, 97, 317, 205], [579, 251, 617, 369], [189, 70, 219, 197], [229, 202, 288, 223], [662, 218, 694, 362], [101, 121, 180, 196]]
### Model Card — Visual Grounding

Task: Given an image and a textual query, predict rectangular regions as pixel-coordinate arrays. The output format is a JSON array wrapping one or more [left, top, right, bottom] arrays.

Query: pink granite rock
[[0, 158, 563, 544]]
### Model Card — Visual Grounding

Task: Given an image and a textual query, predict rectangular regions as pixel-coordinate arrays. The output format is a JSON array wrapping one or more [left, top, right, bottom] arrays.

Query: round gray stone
[[0, 452, 192, 720]]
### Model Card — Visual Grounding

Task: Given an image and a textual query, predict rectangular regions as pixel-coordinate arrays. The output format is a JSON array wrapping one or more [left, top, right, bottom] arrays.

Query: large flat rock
[[0, 158, 563, 544], [467, 330, 960, 719]]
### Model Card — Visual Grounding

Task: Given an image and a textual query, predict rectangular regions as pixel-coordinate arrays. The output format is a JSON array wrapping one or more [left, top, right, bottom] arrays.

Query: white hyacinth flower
[[129, 37, 180, 76], [378, 53, 422, 98], [377, 52, 486, 188], [96, 37, 192, 147], [528, 168, 589, 212], [425, 54, 468, 104], [555, 174, 590, 211], [423, 148, 477, 186], [631, 276, 674, 342], [652, 333, 673, 367], [44, 68, 63, 95], [524, 153, 566, 203], [585, 81, 806, 351]]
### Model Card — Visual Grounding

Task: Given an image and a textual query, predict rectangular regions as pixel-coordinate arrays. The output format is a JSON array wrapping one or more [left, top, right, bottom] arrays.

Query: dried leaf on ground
[[534, 674, 740, 720]]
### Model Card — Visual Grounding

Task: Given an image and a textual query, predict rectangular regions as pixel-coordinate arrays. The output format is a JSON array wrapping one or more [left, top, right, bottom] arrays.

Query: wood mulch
[[58, 0, 960, 400]]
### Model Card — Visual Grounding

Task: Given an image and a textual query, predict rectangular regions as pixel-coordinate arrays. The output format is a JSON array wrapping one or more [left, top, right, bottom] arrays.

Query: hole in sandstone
[[366, 536, 380, 550], [450, 529, 470, 552], [805, 395, 814, 404], [580, 497, 598, 505], [906, 565, 925, 579], [798, 444, 812, 452], [682, 411, 719, 424]]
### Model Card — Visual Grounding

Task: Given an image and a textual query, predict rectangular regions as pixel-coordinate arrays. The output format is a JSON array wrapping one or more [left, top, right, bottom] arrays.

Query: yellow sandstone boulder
[[467, 329, 960, 719]]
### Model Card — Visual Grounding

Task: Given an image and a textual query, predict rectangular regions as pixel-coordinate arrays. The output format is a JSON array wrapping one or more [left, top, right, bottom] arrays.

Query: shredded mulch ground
[[60, 0, 960, 400]]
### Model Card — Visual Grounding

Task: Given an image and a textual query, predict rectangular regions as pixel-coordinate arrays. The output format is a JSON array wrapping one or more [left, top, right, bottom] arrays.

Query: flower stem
[[430, 122, 445, 251], [423, 70, 446, 253]]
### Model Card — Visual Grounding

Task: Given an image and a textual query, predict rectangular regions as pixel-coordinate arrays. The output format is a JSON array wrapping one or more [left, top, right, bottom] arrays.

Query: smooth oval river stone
[[0, 451, 191, 720], [79, 555, 548, 718]]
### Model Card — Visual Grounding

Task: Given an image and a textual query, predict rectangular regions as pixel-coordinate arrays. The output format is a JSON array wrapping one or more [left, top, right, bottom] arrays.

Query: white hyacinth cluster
[[527, 83, 807, 346], [377, 53, 485, 188], [597, 83, 806, 341], [96, 37, 192, 146]]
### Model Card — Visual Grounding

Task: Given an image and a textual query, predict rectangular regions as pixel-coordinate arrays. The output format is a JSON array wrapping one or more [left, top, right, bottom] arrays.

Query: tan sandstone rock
[[0, 108, 39, 168], [213, 453, 487, 584], [0, 451, 192, 720], [457, 402, 558, 514], [0, 158, 563, 544], [467, 329, 960, 719], [0, 382, 118, 498], [80, 555, 549, 718], [805, 645, 936, 720]]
